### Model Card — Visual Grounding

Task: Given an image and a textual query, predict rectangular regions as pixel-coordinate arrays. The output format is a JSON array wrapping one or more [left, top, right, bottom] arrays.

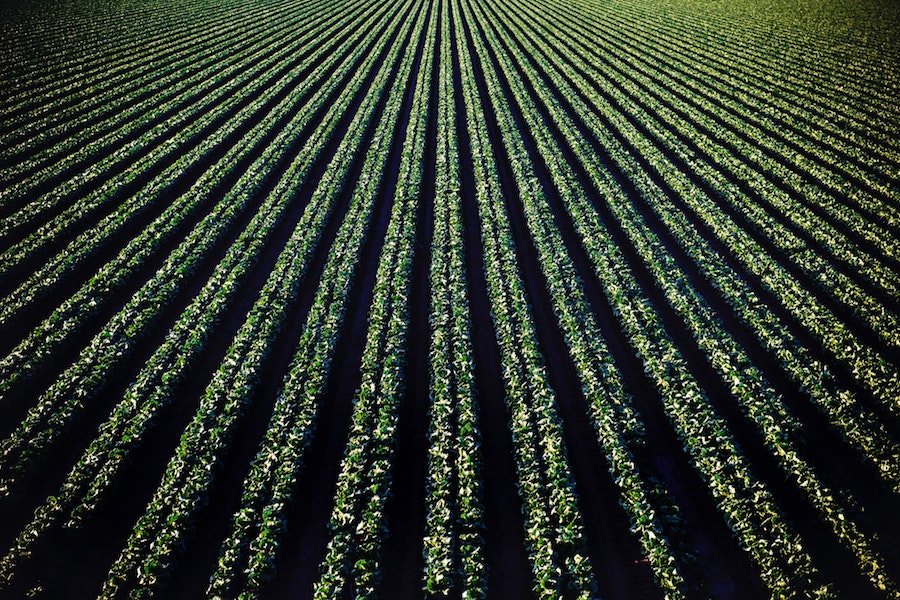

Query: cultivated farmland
[[1, 0, 899, 597]]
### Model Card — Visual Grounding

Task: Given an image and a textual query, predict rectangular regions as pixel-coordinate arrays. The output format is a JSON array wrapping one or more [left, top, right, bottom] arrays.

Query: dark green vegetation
[[1, 0, 899, 597]]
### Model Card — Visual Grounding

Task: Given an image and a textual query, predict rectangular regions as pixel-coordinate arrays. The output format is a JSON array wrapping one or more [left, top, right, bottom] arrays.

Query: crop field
[[1, 0, 899, 597]]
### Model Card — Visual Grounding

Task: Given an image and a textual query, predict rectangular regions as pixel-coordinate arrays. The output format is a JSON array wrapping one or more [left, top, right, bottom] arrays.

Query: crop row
[[537, 1, 900, 386], [564, 15, 900, 285], [421, 0, 486, 594], [314, 4, 436, 594], [0, 0, 897, 596], [550, 1, 900, 239], [462, 0, 863, 595], [539, 0, 900, 254], [452, 0, 602, 596], [0, 0, 335, 197], [621, 0, 900, 125], [0, 0, 350, 266], [0, 0, 398, 490], [0, 0, 240, 115], [459, 2, 696, 597], [505, 0, 900, 492], [606, 0, 900, 140], [0, 4, 411, 588], [205, 2, 427, 595], [95, 1, 426, 596], [551, 0, 900, 189], [0, 0, 371, 322], [0, 0, 294, 157], [473, 0, 898, 592]]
